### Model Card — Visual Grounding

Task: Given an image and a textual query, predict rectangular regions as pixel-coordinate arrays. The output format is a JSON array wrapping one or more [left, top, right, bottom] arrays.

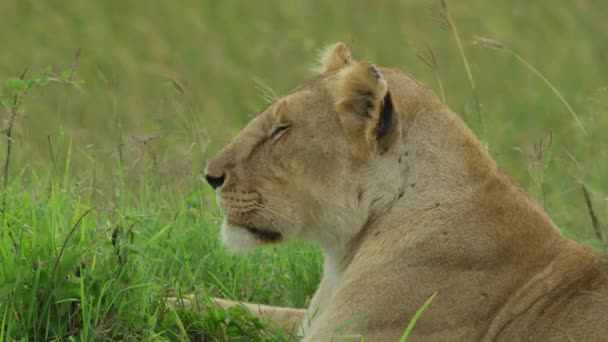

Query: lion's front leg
[[169, 295, 306, 336], [214, 298, 305, 335]]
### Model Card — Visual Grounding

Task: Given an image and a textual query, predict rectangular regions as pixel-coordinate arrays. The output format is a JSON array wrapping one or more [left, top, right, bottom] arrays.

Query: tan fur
[[203, 43, 608, 341], [317, 42, 353, 73]]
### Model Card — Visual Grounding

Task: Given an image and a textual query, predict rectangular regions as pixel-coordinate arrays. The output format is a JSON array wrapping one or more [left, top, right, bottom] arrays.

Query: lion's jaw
[[214, 167, 368, 252]]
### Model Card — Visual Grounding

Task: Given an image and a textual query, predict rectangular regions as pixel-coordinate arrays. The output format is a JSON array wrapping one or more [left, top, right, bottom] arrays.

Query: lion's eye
[[270, 124, 292, 140]]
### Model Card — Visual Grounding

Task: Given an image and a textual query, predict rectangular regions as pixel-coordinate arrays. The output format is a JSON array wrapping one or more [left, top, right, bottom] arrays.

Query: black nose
[[205, 173, 225, 190]]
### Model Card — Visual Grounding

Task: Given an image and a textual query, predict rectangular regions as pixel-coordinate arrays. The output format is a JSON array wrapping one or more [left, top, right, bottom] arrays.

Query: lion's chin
[[220, 221, 282, 251]]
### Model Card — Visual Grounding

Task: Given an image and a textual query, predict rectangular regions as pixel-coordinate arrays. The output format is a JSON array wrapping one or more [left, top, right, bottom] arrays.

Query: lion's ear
[[318, 42, 353, 73], [336, 61, 388, 118], [335, 61, 397, 159]]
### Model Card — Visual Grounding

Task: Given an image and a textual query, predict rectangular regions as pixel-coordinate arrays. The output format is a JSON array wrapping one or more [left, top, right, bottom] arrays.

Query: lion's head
[[205, 43, 438, 252]]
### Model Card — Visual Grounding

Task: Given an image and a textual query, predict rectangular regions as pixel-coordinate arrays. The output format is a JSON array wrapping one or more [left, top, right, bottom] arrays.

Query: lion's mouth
[[229, 221, 282, 242]]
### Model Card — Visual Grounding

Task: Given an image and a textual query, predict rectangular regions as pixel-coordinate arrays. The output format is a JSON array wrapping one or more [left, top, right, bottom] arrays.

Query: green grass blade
[[400, 291, 438, 342]]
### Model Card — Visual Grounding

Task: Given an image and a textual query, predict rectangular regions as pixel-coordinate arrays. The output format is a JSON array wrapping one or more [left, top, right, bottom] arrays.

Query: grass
[[400, 292, 438, 342], [1, 0, 607, 340], [1, 159, 322, 340]]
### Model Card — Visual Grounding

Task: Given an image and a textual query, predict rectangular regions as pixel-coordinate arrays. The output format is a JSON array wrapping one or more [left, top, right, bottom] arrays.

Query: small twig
[[47, 135, 56, 171], [111, 225, 122, 265], [581, 185, 604, 247], [68, 49, 81, 83], [167, 77, 186, 95], [415, 43, 446, 103], [2, 67, 29, 215], [3, 68, 29, 191], [111, 220, 140, 266]]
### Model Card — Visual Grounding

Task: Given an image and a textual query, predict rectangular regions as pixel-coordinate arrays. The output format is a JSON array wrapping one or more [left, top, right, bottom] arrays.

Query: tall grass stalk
[[473, 36, 587, 134], [2, 68, 28, 193], [416, 44, 446, 103], [439, 0, 486, 145]]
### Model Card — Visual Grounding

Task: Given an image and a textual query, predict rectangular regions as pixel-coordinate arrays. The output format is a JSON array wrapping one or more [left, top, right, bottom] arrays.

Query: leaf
[[35, 76, 49, 87], [5, 78, 27, 90], [54, 277, 81, 299], [43, 66, 52, 76], [1, 98, 14, 110], [60, 69, 72, 80], [0, 282, 15, 299], [225, 321, 242, 337]]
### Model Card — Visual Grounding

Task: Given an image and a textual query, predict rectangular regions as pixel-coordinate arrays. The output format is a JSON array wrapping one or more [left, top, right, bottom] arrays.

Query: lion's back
[[497, 258, 608, 341]]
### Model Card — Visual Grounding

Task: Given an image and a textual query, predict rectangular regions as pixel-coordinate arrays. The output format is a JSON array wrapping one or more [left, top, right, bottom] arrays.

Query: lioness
[[201, 43, 608, 341]]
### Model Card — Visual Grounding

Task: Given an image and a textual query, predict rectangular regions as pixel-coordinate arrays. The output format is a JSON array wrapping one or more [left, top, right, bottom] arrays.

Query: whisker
[[252, 198, 301, 224], [257, 207, 300, 232], [257, 203, 299, 224], [252, 204, 295, 231], [254, 209, 286, 235]]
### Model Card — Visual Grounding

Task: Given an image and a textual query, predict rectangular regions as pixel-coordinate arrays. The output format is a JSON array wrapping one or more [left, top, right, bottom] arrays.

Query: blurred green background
[[1, 0, 607, 255], [1, 0, 607, 339]]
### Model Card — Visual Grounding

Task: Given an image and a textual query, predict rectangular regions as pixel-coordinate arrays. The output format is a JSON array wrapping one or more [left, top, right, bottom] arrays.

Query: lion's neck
[[315, 106, 495, 272]]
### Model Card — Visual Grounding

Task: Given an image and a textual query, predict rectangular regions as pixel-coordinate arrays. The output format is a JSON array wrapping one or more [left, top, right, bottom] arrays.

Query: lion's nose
[[205, 173, 226, 190], [205, 141, 235, 190]]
